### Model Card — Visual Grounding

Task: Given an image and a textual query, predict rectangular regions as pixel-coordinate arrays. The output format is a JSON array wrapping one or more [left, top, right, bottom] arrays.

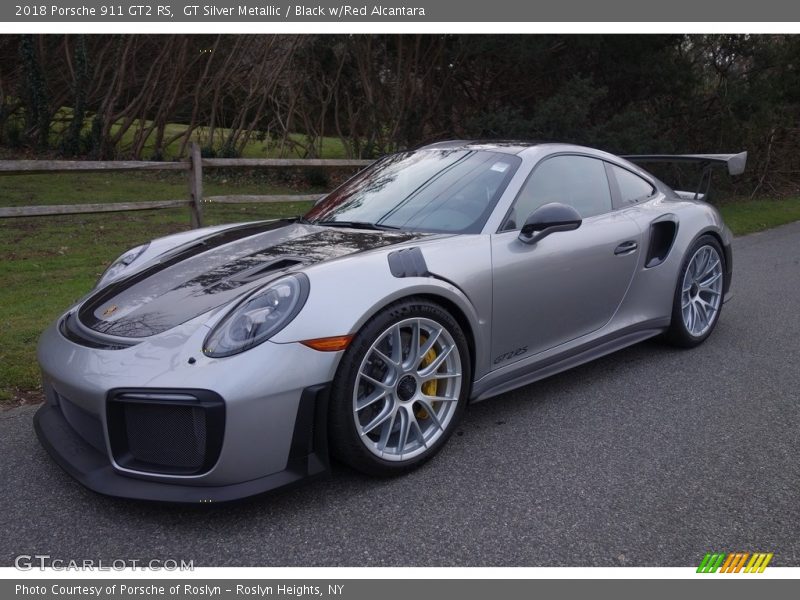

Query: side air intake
[[645, 218, 678, 268]]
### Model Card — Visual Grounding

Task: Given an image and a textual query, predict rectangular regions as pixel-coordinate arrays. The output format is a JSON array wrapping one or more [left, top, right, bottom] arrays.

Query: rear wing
[[621, 152, 747, 200]]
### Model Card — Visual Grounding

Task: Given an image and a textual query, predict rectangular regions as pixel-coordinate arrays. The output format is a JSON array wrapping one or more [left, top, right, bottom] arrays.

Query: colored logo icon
[[697, 552, 773, 573]]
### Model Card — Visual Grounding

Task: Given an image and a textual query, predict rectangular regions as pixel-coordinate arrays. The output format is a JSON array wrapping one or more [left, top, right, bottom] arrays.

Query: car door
[[490, 154, 641, 368]]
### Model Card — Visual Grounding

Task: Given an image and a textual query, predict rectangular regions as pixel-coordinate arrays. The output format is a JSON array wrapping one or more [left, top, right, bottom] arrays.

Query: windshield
[[305, 149, 521, 233]]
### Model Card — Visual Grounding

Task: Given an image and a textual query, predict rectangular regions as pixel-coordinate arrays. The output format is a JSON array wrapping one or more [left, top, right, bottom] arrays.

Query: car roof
[[417, 140, 670, 194], [417, 140, 542, 155], [417, 140, 625, 160]]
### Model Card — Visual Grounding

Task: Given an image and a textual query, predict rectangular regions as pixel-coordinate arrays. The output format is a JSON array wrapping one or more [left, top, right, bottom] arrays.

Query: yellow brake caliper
[[416, 336, 438, 420]]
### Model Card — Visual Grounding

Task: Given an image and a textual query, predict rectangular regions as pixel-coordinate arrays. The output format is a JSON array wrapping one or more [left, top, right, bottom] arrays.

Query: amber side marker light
[[301, 335, 353, 351]]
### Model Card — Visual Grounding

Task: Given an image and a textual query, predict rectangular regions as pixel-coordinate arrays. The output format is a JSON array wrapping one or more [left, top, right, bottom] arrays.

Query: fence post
[[188, 142, 204, 228]]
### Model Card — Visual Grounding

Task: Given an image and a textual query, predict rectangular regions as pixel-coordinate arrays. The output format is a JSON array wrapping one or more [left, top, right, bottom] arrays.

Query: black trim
[[521, 219, 582, 235], [107, 388, 225, 476], [287, 383, 331, 476], [59, 312, 137, 350], [79, 220, 291, 332], [388, 247, 430, 278], [34, 383, 332, 503], [722, 240, 733, 297]]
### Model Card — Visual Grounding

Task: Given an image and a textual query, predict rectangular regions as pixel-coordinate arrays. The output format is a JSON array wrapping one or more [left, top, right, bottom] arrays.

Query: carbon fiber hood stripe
[[79, 221, 423, 339]]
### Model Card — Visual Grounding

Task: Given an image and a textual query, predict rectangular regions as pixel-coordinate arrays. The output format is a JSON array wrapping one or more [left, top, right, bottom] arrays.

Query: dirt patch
[[1, 388, 44, 410]]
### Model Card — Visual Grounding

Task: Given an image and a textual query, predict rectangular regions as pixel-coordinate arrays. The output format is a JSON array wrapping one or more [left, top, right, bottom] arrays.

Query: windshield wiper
[[316, 220, 399, 231]]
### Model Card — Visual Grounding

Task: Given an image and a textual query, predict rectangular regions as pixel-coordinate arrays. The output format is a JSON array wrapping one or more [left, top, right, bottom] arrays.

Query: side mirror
[[518, 202, 582, 245]]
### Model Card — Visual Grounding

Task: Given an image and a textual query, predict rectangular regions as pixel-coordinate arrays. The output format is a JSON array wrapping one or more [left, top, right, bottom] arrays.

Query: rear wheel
[[329, 298, 471, 476], [665, 235, 725, 347]]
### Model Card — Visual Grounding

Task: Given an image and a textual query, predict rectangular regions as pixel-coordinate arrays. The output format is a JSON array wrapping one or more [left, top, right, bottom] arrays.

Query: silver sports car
[[35, 141, 744, 502]]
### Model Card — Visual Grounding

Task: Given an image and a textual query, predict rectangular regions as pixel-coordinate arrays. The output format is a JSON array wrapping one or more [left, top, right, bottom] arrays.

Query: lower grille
[[125, 403, 206, 469], [107, 390, 225, 476]]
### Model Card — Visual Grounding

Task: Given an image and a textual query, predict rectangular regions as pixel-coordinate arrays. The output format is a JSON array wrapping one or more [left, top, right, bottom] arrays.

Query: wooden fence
[[0, 143, 371, 228]]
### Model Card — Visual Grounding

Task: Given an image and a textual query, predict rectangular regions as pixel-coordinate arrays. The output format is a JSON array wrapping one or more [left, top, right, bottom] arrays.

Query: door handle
[[614, 241, 638, 255]]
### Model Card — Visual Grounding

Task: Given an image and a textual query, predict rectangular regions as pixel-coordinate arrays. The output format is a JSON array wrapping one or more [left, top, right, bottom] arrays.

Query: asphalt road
[[2, 222, 799, 567]]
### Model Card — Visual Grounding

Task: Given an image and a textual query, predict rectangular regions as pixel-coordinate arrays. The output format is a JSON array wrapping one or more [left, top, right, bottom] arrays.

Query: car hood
[[77, 221, 426, 338]]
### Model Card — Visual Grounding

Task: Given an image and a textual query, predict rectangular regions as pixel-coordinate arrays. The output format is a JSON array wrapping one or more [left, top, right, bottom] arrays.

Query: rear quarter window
[[611, 164, 655, 204]]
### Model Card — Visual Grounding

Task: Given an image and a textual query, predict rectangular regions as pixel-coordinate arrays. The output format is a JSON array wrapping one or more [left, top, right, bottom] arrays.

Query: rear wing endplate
[[621, 152, 747, 200]]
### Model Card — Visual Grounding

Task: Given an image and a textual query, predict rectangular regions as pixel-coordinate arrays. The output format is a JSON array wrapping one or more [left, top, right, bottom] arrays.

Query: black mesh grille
[[107, 389, 225, 476], [123, 403, 206, 470]]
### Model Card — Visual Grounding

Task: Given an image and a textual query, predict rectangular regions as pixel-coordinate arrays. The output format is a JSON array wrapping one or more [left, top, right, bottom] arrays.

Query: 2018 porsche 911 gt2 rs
[[34, 141, 744, 502]]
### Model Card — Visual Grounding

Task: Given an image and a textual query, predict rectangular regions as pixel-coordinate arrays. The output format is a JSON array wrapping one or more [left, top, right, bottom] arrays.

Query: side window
[[611, 164, 655, 204], [504, 155, 612, 230]]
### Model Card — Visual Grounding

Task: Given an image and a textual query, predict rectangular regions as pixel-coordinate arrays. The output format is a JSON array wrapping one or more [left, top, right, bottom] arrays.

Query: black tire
[[329, 297, 471, 477], [665, 234, 726, 348]]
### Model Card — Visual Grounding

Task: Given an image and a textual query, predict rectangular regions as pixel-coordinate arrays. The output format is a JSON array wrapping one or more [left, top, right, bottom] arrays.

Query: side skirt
[[470, 319, 670, 403]]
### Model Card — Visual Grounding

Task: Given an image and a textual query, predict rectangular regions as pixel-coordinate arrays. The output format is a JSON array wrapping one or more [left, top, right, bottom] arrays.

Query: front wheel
[[665, 235, 726, 348], [329, 298, 471, 476]]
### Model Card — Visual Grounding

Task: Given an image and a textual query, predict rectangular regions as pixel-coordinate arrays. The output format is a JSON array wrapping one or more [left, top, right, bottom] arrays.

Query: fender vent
[[646, 220, 678, 268], [388, 247, 430, 278]]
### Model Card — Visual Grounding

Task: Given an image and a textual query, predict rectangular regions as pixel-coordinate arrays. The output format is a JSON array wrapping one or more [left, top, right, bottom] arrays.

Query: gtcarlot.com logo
[[697, 552, 773, 573], [14, 555, 194, 571]]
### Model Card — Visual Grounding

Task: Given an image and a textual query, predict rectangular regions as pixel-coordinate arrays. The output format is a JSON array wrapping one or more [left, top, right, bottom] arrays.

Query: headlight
[[96, 243, 150, 288], [203, 274, 309, 358]]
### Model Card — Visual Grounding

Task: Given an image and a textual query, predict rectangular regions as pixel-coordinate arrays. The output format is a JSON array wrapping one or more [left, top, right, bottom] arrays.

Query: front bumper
[[34, 384, 330, 503], [35, 315, 339, 503]]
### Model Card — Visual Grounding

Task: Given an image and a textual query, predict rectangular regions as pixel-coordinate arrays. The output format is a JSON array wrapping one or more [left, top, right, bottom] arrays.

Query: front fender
[[271, 249, 490, 378]]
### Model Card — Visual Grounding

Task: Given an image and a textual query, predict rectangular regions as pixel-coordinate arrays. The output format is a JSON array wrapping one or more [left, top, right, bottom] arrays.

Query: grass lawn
[[0, 169, 325, 207], [46, 108, 352, 160], [1, 175, 798, 405], [0, 170, 316, 404], [717, 197, 800, 236]]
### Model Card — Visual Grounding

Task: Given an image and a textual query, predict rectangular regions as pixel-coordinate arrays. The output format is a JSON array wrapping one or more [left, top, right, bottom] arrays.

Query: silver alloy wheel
[[681, 244, 724, 337], [353, 317, 463, 461]]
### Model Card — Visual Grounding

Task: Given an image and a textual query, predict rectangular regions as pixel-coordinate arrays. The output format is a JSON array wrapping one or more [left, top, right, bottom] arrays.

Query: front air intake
[[106, 389, 225, 476]]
